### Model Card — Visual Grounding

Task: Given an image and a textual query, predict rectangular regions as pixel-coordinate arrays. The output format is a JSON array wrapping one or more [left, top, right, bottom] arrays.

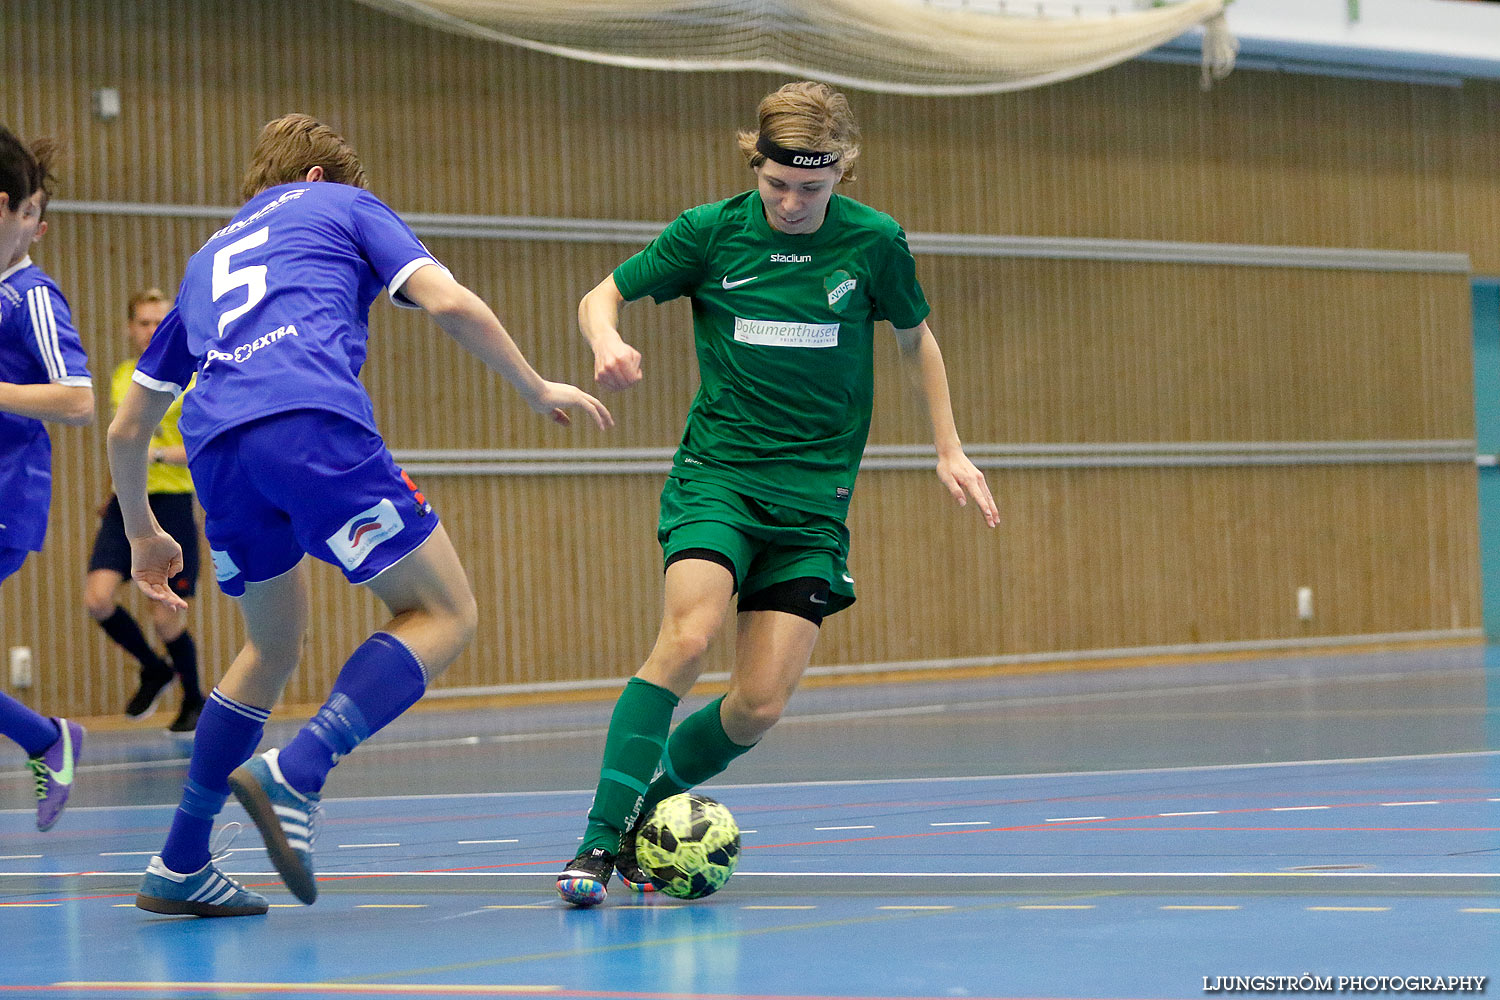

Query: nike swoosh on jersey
[[47, 725, 75, 785], [721, 275, 758, 290]]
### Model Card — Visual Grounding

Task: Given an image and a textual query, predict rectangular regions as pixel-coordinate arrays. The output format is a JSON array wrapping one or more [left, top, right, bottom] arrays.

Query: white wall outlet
[[8, 647, 34, 689], [92, 87, 121, 121], [1296, 586, 1314, 621]]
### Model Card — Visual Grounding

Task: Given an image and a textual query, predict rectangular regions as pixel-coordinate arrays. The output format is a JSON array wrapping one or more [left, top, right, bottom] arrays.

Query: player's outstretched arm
[[578, 275, 642, 392], [106, 381, 188, 609], [893, 321, 999, 528], [402, 264, 613, 430], [0, 382, 93, 425]]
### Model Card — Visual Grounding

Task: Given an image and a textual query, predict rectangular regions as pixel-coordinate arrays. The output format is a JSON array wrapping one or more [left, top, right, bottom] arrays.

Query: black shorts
[[88, 492, 201, 599]]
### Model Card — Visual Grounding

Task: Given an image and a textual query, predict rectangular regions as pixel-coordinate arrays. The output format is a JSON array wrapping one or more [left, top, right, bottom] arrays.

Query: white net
[[355, 0, 1236, 95]]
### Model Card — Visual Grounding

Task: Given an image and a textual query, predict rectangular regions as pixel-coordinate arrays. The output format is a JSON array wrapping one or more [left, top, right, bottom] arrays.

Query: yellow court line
[[269, 904, 301, 908], [741, 905, 817, 910], [1306, 906, 1390, 912], [1018, 904, 1095, 909], [0, 902, 59, 907], [483, 904, 551, 909], [1161, 905, 1241, 911], [356, 904, 429, 909], [1460, 908, 1500, 913], [877, 905, 953, 910], [57, 986, 560, 996]]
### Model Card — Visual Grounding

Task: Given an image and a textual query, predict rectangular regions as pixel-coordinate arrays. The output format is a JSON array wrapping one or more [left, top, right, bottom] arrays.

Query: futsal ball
[[634, 792, 741, 899]]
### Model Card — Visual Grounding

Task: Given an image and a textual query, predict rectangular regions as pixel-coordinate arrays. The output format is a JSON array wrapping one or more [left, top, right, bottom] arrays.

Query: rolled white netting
[[354, 0, 1236, 95]]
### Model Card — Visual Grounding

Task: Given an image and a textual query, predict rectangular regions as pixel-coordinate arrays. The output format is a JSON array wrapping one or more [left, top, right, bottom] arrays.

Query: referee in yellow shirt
[[84, 288, 203, 732]]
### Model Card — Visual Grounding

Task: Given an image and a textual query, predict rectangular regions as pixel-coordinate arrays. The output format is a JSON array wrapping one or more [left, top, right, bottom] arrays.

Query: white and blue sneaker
[[135, 825, 269, 917], [229, 748, 320, 905]]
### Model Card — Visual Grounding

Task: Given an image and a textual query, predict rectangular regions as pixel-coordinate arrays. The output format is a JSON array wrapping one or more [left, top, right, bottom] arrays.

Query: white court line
[[6, 748, 1493, 814], [98, 851, 157, 857], [1045, 816, 1106, 823], [930, 820, 991, 827], [458, 839, 520, 845], [0, 855, 41, 860], [1160, 811, 1221, 816], [338, 843, 400, 849], [814, 825, 875, 831], [1380, 801, 1439, 806], [1272, 806, 1331, 812]]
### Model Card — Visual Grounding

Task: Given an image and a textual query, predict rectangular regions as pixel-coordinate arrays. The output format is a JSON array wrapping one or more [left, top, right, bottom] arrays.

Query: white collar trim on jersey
[[0, 255, 33, 283]]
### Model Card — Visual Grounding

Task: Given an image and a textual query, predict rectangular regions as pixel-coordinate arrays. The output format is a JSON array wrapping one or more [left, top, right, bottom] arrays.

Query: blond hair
[[127, 287, 168, 321], [239, 114, 367, 202], [737, 82, 860, 183]]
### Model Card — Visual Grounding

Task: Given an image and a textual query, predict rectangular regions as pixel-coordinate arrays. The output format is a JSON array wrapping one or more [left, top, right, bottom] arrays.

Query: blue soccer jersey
[[133, 182, 444, 458], [0, 256, 92, 552]]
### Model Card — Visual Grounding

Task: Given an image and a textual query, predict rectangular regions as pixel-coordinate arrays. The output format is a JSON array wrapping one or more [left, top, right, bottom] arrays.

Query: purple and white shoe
[[27, 719, 83, 832]]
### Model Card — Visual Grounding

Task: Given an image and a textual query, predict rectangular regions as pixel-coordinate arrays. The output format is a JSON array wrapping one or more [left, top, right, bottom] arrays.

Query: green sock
[[638, 695, 754, 820], [581, 677, 680, 853]]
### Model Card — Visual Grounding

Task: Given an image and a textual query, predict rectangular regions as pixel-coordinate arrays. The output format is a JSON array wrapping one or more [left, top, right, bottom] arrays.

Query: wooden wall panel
[[2, 0, 1496, 260], [0, 0, 1488, 719]]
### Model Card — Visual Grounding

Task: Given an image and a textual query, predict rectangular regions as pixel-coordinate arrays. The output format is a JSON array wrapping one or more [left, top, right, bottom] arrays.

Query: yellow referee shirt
[[112, 360, 193, 495]]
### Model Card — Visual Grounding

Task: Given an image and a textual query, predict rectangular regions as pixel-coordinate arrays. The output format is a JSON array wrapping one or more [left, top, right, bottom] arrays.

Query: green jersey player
[[558, 82, 997, 906]]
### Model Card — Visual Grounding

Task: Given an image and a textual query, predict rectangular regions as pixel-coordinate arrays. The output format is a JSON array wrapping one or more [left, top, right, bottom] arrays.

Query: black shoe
[[557, 847, 614, 907], [125, 668, 174, 719], [615, 821, 661, 893], [167, 697, 204, 733]]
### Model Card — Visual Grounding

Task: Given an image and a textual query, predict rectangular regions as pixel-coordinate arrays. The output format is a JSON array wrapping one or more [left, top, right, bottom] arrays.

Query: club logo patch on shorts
[[327, 498, 405, 572], [210, 548, 241, 583]]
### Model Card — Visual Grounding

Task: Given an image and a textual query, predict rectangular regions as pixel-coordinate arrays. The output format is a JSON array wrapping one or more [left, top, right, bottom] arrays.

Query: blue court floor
[[1, 644, 1496, 999]]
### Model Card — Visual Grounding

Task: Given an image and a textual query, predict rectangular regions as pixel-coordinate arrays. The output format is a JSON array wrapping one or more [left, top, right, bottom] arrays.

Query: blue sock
[[160, 689, 269, 874], [277, 632, 427, 796], [0, 692, 59, 757]]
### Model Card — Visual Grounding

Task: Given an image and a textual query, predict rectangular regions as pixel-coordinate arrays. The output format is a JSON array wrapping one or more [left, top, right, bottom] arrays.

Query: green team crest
[[824, 269, 857, 312]]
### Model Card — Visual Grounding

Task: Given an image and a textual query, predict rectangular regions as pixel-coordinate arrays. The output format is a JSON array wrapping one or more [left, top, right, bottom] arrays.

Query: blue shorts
[[189, 409, 439, 598], [0, 547, 29, 585]]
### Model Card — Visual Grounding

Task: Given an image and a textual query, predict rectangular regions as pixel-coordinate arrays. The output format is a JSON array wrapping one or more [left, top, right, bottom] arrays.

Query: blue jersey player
[[109, 115, 612, 916], [0, 127, 92, 832]]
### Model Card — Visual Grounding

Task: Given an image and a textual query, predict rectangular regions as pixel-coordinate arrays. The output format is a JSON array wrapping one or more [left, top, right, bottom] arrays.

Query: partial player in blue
[[0, 126, 92, 832], [109, 115, 613, 917]]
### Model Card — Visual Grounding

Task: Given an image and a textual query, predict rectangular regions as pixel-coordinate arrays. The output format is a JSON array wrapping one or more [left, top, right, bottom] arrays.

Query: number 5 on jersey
[[213, 227, 269, 338]]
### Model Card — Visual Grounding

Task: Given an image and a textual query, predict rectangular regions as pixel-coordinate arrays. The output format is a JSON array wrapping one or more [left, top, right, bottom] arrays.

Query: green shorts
[[658, 476, 856, 615]]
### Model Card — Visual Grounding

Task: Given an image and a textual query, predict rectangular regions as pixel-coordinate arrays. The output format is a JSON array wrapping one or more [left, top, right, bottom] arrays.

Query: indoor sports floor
[[1, 644, 1496, 999]]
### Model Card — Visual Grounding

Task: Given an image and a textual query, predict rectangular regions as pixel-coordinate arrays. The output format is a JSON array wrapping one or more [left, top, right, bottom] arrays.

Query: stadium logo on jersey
[[327, 498, 405, 572], [205, 323, 299, 366], [825, 270, 857, 311], [733, 317, 839, 349], [769, 253, 811, 263]]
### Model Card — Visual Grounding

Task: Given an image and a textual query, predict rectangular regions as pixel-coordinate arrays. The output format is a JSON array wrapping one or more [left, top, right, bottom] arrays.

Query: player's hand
[[937, 451, 999, 528], [130, 531, 188, 610], [593, 336, 643, 391], [525, 381, 615, 430]]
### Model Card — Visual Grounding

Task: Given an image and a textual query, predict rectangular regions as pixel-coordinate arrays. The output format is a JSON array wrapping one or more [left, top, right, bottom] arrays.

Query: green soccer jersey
[[614, 191, 930, 518]]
